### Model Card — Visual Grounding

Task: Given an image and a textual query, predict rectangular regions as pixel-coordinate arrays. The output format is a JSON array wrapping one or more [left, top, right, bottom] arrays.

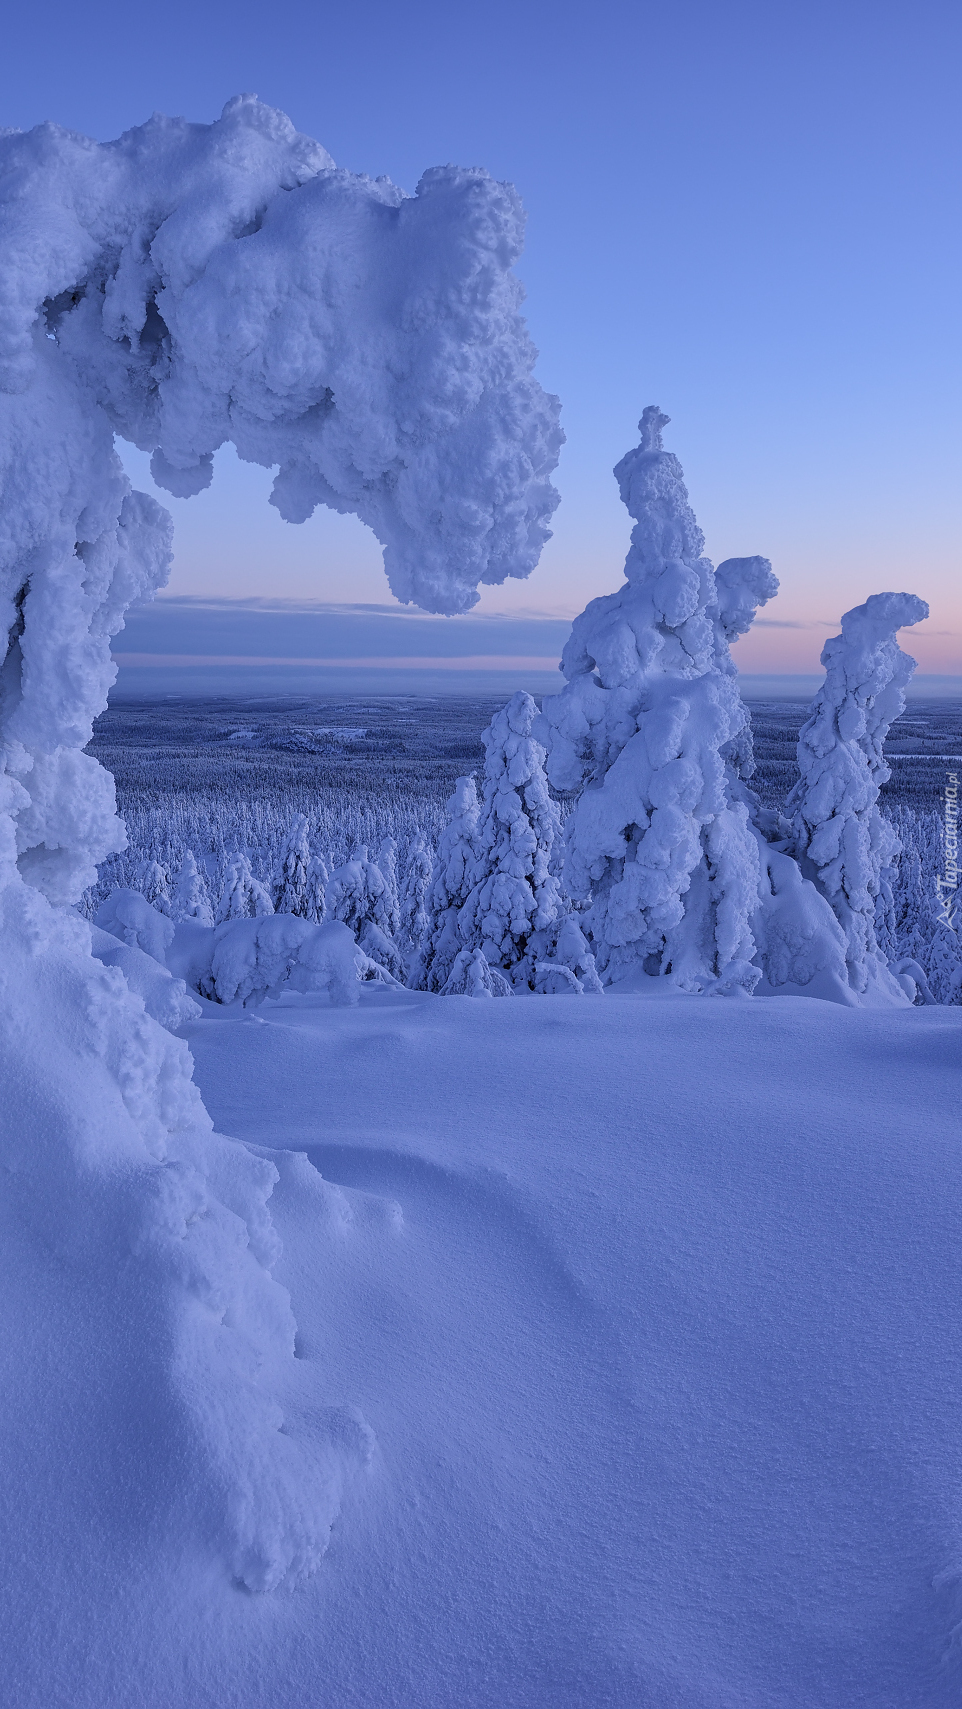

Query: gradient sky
[[4, 0, 960, 679]]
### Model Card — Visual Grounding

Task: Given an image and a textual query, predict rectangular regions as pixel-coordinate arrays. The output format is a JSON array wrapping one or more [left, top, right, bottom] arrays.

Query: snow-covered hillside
[[3, 979, 960, 1706]]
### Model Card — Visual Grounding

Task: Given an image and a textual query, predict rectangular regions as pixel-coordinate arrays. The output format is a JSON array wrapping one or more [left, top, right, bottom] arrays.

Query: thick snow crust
[[3, 980, 959, 1705]]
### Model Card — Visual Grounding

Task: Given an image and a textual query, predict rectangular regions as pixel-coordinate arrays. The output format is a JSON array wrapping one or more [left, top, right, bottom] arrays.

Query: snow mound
[[95, 886, 174, 963], [0, 882, 349, 1593], [198, 915, 362, 1007], [441, 946, 512, 997], [90, 921, 201, 1031]]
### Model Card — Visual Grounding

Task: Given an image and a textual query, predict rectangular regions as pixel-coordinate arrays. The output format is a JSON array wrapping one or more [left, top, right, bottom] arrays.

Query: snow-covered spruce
[[441, 947, 512, 997], [305, 852, 330, 924], [216, 852, 275, 924], [170, 849, 214, 927], [457, 690, 599, 992], [881, 807, 962, 1004], [787, 592, 929, 999], [538, 408, 780, 993], [273, 814, 312, 916], [375, 837, 402, 941], [397, 833, 434, 955], [409, 776, 482, 992], [0, 95, 559, 1589], [325, 847, 406, 981], [132, 857, 171, 916]]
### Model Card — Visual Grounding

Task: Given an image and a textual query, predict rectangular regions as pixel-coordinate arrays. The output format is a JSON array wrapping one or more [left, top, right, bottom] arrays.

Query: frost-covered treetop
[[613, 404, 707, 584], [540, 408, 778, 793], [789, 590, 929, 995], [799, 592, 930, 774]]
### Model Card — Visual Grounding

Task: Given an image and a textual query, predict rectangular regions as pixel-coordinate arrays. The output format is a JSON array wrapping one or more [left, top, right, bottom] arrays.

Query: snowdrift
[[2, 980, 959, 1705]]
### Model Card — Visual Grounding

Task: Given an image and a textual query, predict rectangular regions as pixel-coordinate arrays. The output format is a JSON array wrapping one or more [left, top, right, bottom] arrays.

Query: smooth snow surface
[[4, 982, 959, 1706]]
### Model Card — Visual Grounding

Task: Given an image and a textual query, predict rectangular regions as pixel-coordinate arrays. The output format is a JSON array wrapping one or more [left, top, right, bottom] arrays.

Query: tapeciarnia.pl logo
[[936, 771, 959, 930]]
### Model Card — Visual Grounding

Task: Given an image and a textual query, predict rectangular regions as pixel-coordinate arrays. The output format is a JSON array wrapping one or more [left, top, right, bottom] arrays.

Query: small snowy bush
[[440, 948, 512, 998]]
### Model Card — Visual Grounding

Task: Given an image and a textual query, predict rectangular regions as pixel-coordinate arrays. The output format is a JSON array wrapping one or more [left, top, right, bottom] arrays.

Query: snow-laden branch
[[0, 94, 562, 905]]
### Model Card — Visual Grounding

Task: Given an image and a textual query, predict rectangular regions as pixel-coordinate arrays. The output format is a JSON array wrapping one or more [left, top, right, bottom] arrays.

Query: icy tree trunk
[[538, 408, 779, 991], [787, 591, 929, 997]]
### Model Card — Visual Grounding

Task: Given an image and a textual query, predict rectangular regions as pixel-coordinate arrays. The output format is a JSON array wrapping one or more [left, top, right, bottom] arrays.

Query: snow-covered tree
[[376, 837, 402, 940], [409, 776, 481, 992], [441, 947, 512, 997], [324, 846, 405, 980], [538, 407, 779, 992], [787, 591, 929, 998], [273, 814, 312, 916], [305, 853, 330, 924], [457, 691, 594, 991], [398, 834, 434, 954], [0, 94, 563, 1594], [133, 857, 171, 916], [170, 849, 214, 926], [215, 852, 275, 924], [530, 916, 604, 994]]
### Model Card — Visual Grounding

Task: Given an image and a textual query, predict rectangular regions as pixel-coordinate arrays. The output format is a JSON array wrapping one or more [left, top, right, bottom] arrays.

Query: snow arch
[[0, 98, 562, 1589], [0, 94, 562, 904]]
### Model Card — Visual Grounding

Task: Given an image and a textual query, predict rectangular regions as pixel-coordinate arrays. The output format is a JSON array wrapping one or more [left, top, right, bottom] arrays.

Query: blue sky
[[4, 0, 959, 690]]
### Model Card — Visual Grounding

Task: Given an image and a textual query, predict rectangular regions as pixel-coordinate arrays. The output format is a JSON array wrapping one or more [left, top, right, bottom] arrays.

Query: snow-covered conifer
[[538, 408, 779, 991], [305, 853, 330, 923], [787, 591, 929, 997], [398, 834, 434, 953], [215, 852, 275, 924], [133, 857, 171, 916], [441, 947, 512, 997], [458, 691, 568, 990], [273, 814, 312, 916], [409, 777, 481, 992], [325, 846, 405, 979], [531, 916, 604, 994], [376, 837, 402, 939], [170, 850, 214, 926]]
